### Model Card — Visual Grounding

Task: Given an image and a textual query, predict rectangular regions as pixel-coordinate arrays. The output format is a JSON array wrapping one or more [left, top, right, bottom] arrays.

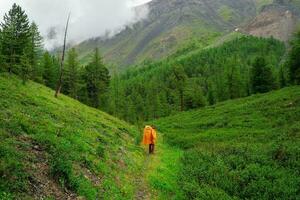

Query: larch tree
[[171, 65, 187, 111]]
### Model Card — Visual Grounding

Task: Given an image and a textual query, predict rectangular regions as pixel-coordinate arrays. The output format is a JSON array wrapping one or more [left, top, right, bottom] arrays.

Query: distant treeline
[[1, 4, 299, 125]]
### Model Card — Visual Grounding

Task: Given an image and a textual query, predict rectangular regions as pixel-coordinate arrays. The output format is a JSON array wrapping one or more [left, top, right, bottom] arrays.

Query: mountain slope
[[75, 0, 273, 69], [0, 74, 143, 199], [153, 86, 300, 199], [75, 0, 300, 69], [243, 0, 300, 42]]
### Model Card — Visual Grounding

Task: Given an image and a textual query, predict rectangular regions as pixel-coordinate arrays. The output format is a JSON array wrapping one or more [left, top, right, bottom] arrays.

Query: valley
[[0, 0, 300, 199]]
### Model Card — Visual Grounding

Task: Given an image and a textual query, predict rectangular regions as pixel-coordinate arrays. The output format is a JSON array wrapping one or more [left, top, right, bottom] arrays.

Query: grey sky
[[0, 0, 152, 49]]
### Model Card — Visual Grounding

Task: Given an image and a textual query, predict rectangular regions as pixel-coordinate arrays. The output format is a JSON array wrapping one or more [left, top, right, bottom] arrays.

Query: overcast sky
[[0, 0, 152, 49]]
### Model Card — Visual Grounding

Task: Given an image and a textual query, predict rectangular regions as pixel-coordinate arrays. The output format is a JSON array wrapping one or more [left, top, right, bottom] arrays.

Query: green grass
[[0, 73, 144, 199], [145, 136, 184, 200], [1, 72, 300, 200], [153, 87, 300, 199]]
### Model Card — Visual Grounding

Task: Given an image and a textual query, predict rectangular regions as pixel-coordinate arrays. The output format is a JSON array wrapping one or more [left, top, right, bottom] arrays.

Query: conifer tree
[[251, 57, 274, 94], [0, 3, 31, 74], [108, 67, 120, 117], [83, 48, 110, 108], [0, 30, 4, 71], [20, 46, 33, 83], [42, 52, 58, 89], [63, 48, 80, 99], [184, 78, 206, 109], [287, 31, 300, 85], [278, 66, 287, 88], [171, 65, 187, 111], [28, 22, 43, 82], [226, 63, 241, 99]]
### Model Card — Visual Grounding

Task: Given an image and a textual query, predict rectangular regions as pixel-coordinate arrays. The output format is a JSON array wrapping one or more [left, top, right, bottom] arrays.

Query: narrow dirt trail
[[135, 154, 152, 200], [134, 134, 184, 200], [134, 136, 165, 200]]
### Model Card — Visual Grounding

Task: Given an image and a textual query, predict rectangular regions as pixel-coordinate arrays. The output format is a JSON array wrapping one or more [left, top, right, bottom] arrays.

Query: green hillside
[[0, 74, 144, 199], [0, 77, 299, 200], [153, 86, 300, 199], [104, 36, 286, 123]]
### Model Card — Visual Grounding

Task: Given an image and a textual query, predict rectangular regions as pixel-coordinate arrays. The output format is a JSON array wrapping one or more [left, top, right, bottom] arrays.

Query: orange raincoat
[[143, 126, 157, 145]]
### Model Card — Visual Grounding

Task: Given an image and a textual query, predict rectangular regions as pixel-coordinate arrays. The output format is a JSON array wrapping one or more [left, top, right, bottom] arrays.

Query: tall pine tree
[[83, 48, 110, 108], [0, 3, 31, 74], [251, 57, 274, 94], [28, 22, 43, 82], [63, 48, 80, 99], [42, 52, 58, 89]]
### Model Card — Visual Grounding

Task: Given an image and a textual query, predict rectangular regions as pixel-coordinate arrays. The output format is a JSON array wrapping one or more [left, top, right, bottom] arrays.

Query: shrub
[[49, 150, 78, 190], [96, 145, 105, 158]]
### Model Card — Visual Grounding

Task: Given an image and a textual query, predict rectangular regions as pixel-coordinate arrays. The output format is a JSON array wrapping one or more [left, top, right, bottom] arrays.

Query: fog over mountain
[[0, 0, 151, 49]]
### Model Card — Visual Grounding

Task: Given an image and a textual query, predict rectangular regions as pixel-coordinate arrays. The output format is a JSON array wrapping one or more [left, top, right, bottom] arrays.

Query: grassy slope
[[0, 74, 145, 199], [152, 87, 300, 199]]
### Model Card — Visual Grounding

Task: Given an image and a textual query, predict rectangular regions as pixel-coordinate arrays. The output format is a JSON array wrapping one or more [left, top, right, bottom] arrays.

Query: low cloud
[[0, 0, 151, 49]]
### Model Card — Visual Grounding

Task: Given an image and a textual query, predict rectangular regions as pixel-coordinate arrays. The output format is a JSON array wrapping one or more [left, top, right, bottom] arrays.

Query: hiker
[[142, 125, 157, 154]]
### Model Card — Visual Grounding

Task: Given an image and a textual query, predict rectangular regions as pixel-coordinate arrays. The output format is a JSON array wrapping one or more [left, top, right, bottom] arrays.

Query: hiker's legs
[[149, 144, 154, 154], [151, 144, 155, 154]]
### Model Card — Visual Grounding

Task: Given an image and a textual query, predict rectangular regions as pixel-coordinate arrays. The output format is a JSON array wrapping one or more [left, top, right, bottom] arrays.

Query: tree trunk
[[55, 13, 70, 98]]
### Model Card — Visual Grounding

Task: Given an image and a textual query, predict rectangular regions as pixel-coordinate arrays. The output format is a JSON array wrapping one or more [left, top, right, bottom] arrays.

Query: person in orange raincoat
[[143, 125, 157, 154]]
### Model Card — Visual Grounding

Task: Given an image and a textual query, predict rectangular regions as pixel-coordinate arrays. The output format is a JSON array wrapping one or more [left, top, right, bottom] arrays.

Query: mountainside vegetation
[[104, 36, 286, 123], [153, 86, 300, 199], [0, 74, 143, 199]]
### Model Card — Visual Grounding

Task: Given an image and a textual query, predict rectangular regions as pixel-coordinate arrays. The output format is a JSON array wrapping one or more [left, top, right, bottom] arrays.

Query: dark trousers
[[149, 144, 155, 154]]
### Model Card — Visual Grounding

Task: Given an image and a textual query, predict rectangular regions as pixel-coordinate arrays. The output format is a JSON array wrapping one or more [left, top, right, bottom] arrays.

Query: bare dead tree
[[55, 13, 71, 98]]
